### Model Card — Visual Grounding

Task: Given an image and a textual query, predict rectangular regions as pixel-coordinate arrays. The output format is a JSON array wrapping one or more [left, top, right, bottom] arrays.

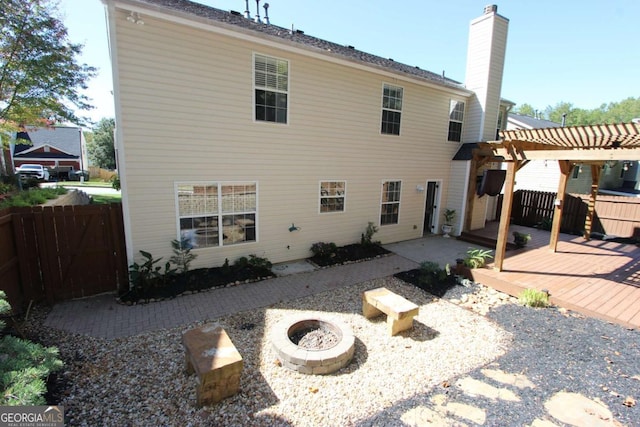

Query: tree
[[515, 97, 640, 127], [545, 101, 574, 125], [87, 118, 116, 169], [0, 291, 63, 405], [513, 103, 536, 118], [0, 0, 97, 159]]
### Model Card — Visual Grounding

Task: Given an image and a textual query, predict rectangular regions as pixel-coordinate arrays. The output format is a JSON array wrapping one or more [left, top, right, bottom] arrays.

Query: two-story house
[[102, 0, 510, 267], [12, 126, 88, 180]]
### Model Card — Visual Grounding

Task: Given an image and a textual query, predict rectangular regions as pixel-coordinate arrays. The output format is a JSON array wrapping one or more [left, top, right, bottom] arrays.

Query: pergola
[[477, 122, 640, 271]]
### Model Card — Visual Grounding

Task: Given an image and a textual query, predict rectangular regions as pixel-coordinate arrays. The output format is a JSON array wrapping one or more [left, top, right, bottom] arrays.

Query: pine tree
[[0, 291, 63, 405]]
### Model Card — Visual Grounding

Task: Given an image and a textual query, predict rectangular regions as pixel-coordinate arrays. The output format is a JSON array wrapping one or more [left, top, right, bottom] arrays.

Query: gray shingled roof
[[127, 0, 466, 91], [508, 113, 561, 129], [14, 126, 82, 156]]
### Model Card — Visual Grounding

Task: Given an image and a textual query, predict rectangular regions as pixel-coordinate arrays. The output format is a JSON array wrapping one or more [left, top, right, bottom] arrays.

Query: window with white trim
[[319, 181, 346, 213], [448, 100, 465, 142], [380, 180, 401, 225], [254, 54, 288, 123], [381, 84, 403, 135], [177, 182, 257, 248]]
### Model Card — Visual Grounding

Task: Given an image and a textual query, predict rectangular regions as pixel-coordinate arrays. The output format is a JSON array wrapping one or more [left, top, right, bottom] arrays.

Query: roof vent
[[244, 0, 250, 19], [263, 3, 270, 25], [484, 4, 497, 14], [230, 10, 241, 16], [254, 0, 262, 23]]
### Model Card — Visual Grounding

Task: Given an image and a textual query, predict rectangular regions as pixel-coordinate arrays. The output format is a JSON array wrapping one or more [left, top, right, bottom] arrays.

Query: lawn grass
[[91, 194, 122, 204], [59, 180, 114, 187]]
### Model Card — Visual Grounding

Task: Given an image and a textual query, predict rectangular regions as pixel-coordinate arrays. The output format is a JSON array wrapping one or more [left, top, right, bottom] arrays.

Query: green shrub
[[537, 218, 553, 231], [310, 242, 337, 261], [110, 174, 121, 190], [0, 291, 63, 405], [169, 238, 197, 274], [419, 261, 448, 285], [519, 288, 549, 307], [464, 248, 493, 269], [247, 254, 272, 269], [0, 183, 14, 195], [360, 222, 380, 246], [0, 187, 67, 209], [128, 250, 175, 293], [233, 254, 272, 270], [513, 231, 531, 248]]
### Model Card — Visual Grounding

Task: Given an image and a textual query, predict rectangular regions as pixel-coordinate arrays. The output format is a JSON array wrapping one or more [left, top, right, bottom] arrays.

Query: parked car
[[15, 164, 50, 181], [69, 169, 90, 181]]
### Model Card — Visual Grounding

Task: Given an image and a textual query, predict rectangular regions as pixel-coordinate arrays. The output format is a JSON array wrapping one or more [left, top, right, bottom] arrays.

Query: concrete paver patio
[[44, 228, 639, 338]]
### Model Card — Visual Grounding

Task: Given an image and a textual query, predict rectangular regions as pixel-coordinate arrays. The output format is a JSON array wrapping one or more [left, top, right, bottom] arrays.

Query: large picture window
[[177, 182, 257, 248], [381, 84, 403, 135], [448, 100, 465, 142], [380, 180, 401, 225], [320, 181, 346, 213], [254, 54, 288, 123]]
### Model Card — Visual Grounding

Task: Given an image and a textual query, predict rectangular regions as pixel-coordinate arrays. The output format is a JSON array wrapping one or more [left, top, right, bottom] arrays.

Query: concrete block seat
[[362, 287, 419, 336], [182, 325, 243, 406]]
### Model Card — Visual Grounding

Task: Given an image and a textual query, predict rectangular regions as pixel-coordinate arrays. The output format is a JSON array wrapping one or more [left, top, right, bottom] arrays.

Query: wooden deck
[[466, 222, 640, 329]]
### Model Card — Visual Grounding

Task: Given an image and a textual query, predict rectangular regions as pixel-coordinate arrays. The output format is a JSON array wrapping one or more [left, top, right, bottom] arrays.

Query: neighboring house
[[506, 113, 637, 194], [12, 126, 88, 180], [102, 0, 509, 267]]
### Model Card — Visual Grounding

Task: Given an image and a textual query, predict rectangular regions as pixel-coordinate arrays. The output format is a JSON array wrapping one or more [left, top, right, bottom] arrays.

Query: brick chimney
[[464, 5, 509, 142]]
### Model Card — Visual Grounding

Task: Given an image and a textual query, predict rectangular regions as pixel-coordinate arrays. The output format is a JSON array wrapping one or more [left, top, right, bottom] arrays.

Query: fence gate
[[0, 203, 128, 311]]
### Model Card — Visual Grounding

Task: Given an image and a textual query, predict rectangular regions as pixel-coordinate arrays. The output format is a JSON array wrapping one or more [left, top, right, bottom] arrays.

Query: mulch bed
[[118, 264, 274, 304], [308, 243, 390, 267], [120, 243, 391, 304]]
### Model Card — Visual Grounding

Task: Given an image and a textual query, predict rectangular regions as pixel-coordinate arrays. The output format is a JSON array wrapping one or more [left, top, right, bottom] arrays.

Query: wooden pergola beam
[[494, 160, 520, 271], [584, 164, 602, 240], [479, 147, 640, 161], [550, 160, 571, 252], [474, 122, 640, 269]]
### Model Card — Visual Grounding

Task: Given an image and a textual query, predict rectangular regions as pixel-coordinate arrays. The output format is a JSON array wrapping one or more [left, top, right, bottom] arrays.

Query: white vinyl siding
[[112, 11, 469, 267]]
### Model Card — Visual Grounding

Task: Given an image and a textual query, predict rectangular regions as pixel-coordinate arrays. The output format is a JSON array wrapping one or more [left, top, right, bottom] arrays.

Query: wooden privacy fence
[[0, 203, 128, 312], [500, 190, 640, 238]]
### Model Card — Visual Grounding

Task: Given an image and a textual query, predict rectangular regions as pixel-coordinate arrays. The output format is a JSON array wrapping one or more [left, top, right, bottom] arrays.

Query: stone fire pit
[[271, 315, 355, 375]]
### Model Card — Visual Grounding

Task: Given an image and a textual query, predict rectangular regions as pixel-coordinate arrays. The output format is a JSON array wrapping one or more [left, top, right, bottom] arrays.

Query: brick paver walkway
[[44, 254, 419, 339]]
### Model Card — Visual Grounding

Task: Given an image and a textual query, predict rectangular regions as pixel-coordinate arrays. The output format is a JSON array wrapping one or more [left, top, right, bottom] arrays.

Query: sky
[[60, 0, 640, 126]]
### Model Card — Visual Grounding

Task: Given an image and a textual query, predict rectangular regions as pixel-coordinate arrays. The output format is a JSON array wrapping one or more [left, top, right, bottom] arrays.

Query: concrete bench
[[182, 325, 243, 406], [363, 287, 419, 336]]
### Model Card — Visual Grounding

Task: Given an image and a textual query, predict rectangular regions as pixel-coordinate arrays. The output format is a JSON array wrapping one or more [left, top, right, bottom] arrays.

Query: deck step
[[457, 232, 516, 251]]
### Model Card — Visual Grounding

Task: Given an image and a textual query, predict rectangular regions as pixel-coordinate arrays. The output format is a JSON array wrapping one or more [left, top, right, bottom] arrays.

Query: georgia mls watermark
[[0, 406, 64, 427]]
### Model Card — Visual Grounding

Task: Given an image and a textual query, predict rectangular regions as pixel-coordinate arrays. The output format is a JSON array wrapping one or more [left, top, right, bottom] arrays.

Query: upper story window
[[381, 84, 403, 135], [319, 181, 346, 213], [380, 180, 401, 225], [448, 100, 465, 142], [254, 54, 288, 123]]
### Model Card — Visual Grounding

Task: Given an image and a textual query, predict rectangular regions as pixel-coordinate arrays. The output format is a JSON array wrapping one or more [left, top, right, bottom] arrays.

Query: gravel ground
[[22, 277, 640, 426]]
